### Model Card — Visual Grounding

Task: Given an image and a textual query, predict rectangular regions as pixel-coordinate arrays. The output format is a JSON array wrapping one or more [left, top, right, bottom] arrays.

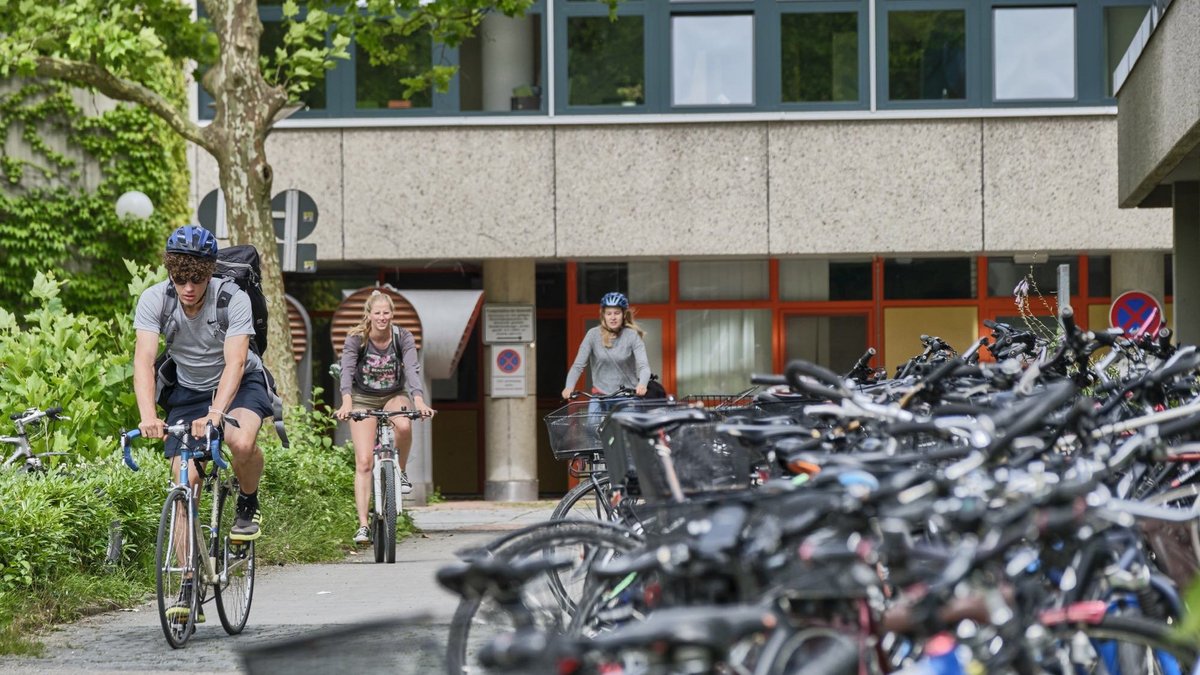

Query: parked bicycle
[[1, 405, 68, 473], [121, 416, 254, 648], [346, 409, 424, 563]]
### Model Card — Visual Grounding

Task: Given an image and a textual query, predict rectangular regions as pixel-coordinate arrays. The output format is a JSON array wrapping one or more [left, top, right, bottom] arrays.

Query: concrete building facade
[[190, 0, 1174, 499]]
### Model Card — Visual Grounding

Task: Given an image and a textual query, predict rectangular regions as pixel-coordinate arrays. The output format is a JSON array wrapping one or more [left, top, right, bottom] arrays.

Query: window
[[679, 260, 769, 301], [576, 262, 669, 304], [671, 14, 754, 106], [1088, 255, 1111, 298], [676, 309, 772, 396], [785, 315, 868, 372], [567, 16, 645, 106], [458, 14, 544, 112], [986, 256, 1078, 297], [261, 20, 326, 111], [781, 12, 859, 103], [779, 259, 871, 301], [887, 10, 967, 101], [884, 258, 974, 299], [355, 31, 433, 110], [1104, 5, 1150, 96], [993, 7, 1075, 101]]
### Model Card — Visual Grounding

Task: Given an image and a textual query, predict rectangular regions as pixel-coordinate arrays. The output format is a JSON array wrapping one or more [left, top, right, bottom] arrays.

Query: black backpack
[[156, 245, 286, 443], [160, 245, 269, 358], [213, 245, 269, 356]]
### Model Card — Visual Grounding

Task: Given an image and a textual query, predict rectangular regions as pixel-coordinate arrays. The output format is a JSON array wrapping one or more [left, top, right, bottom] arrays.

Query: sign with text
[[483, 304, 535, 345], [489, 345, 527, 398]]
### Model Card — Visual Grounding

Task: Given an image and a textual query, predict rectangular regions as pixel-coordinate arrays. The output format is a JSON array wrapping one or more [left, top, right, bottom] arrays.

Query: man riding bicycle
[[133, 225, 272, 554]]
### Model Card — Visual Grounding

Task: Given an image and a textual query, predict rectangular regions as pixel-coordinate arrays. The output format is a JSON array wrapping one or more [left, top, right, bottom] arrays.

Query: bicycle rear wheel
[[382, 462, 398, 564], [156, 488, 197, 648], [214, 478, 255, 634]]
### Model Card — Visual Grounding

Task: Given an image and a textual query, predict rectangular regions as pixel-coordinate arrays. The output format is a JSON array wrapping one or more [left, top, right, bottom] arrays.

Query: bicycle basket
[[622, 420, 752, 503], [596, 399, 696, 497], [544, 401, 607, 460]]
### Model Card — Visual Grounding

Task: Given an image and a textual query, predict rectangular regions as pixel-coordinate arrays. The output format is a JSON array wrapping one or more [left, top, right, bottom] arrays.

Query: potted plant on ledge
[[511, 84, 541, 111]]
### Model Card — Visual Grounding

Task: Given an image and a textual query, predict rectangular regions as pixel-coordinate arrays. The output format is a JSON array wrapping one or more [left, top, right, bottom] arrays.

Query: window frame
[[774, 0, 869, 111]]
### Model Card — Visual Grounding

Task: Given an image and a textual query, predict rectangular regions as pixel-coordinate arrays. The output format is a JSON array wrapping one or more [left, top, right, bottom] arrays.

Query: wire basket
[[544, 401, 607, 460], [620, 420, 752, 503], [682, 387, 760, 411], [240, 616, 444, 674]]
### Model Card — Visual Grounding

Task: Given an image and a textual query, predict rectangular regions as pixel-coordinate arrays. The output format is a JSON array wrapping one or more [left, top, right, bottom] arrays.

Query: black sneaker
[[231, 494, 261, 541], [165, 580, 205, 624]]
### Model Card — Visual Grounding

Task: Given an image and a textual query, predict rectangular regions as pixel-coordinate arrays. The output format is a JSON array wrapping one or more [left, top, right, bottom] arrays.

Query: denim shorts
[[162, 370, 274, 457]]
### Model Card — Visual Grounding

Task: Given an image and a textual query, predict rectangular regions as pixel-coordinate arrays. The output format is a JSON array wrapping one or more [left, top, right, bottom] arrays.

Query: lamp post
[[115, 190, 154, 221]]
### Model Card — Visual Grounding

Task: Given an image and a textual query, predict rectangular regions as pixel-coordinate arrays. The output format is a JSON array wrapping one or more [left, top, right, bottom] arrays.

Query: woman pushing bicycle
[[561, 292, 651, 402], [335, 290, 435, 544]]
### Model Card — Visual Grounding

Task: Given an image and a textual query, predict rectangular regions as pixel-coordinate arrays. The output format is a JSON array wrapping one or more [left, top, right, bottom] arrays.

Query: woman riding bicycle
[[335, 290, 435, 544], [561, 292, 651, 404]]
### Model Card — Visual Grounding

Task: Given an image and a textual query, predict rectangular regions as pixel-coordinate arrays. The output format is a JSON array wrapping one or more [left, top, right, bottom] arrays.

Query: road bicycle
[[347, 409, 424, 564], [121, 416, 254, 648], [1, 406, 68, 473]]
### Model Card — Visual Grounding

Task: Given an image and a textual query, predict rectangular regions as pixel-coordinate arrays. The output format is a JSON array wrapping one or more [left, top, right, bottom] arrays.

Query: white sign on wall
[[483, 304, 535, 345], [489, 345, 527, 398]]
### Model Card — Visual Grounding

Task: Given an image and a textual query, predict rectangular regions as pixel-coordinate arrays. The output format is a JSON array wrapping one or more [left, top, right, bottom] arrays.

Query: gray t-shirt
[[564, 326, 650, 396], [133, 279, 263, 391]]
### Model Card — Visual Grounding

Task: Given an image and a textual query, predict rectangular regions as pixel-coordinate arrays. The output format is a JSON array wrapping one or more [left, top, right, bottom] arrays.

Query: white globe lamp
[[115, 191, 154, 221]]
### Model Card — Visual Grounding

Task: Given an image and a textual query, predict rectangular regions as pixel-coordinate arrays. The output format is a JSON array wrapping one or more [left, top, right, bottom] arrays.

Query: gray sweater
[[564, 327, 651, 395]]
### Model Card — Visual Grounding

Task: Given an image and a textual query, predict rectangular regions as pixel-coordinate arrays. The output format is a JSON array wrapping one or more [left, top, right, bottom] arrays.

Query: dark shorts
[[163, 370, 274, 458]]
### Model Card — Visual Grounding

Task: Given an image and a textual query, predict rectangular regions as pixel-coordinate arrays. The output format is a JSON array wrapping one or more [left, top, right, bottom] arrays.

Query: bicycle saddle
[[610, 408, 707, 435]]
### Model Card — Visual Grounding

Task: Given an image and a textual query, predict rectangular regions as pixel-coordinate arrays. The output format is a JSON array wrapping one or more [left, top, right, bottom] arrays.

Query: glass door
[[783, 311, 870, 375]]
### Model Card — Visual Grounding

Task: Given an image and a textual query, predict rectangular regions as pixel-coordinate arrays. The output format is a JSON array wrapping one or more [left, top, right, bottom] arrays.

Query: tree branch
[[33, 56, 213, 153]]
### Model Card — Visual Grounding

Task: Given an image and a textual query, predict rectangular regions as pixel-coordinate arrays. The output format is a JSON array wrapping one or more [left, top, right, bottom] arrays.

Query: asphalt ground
[[0, 501, 557, 675]]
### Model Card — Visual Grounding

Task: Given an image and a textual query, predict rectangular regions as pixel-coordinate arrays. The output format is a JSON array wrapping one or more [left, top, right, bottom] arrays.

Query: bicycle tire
[[382, 462, 398, 564], [551, 475, 614, 522], [1044, 613, 1197, 673], [373, 512, 385, 563], [214, 478, 255, 635], [156, 487, 197, 649], [446, 522, 642, 675]]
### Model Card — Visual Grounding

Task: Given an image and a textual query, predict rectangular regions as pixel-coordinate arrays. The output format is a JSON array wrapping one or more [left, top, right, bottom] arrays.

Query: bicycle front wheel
[[214, 478, 255, 635], [156, 488, 197, 648], [446, 522, 642, 674], [551, 475, 614, 522], [382, 462, 398, 564]]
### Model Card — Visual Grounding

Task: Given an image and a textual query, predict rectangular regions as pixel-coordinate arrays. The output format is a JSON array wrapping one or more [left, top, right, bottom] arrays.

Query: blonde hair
[[599, 306, 644, 348], [347, 290, 394, 339]]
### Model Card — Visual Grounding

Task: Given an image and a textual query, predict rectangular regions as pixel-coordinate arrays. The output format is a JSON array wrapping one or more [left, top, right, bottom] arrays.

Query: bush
[[0, 272, 379, 653]]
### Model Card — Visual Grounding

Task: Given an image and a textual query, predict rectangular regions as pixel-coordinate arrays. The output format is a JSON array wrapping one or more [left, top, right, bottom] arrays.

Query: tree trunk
[[204, 0, 299, 409]]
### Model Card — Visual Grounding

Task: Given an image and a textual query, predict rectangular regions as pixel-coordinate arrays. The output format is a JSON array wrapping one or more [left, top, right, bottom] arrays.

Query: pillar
[[483, 259, 539, 501], [1174, 182, 1200, 343], [1111, 251, 1165, 300], [481, 15, 535, 113]]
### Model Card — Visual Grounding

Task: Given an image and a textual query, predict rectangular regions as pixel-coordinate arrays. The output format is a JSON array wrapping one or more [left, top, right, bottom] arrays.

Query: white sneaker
[[399, 470, 413, 495], [354, 525, 370, 543]]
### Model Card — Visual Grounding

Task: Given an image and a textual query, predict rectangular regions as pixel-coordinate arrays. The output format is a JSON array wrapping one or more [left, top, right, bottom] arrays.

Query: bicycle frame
[[124, 425, 230, 590], [373, 420, 402, 519]]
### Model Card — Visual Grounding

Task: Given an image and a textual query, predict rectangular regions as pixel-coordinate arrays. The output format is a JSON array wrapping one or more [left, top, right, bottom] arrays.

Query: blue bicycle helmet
[[165, 225, 218, 259], [600, 292, 629, 309]]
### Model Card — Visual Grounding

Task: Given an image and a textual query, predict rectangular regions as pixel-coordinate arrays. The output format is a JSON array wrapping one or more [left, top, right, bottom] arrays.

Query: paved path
[[0, 501, 557, 674]]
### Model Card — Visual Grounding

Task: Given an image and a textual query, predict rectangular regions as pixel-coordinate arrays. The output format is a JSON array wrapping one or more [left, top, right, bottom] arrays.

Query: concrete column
[[1111, 251, 1165, 300], [481, 15, 535, 112], [483, 259, 539, 501], [1173, 182, 1200, 343]]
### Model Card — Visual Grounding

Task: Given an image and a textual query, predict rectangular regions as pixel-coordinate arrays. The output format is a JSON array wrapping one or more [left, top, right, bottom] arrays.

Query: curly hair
[[163, 252, 216, 283]]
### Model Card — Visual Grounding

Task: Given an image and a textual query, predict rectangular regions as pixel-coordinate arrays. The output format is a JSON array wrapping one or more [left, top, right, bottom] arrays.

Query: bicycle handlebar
[[120, 421, 226, 473], [346, 409, 427, 421], [566, 387, 637, 401]]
